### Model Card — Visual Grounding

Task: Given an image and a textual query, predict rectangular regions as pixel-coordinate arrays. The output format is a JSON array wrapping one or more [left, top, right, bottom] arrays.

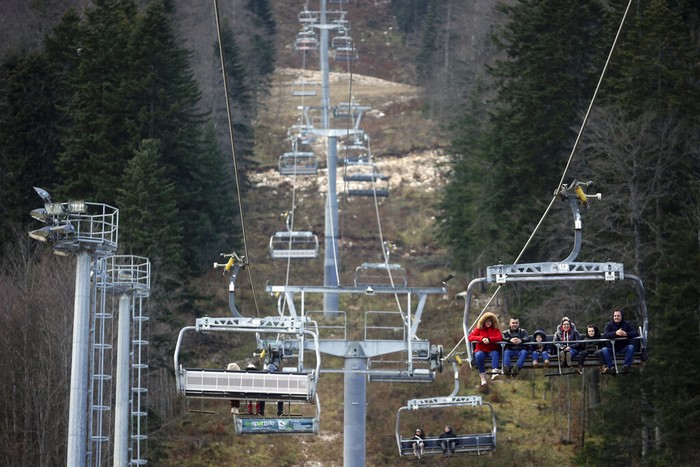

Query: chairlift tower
[[96, 256, 151, 466], [28, 188, 118, 466]]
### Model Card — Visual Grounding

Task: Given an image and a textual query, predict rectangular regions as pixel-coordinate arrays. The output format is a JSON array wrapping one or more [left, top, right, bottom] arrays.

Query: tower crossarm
[[487, 261, 624, 284]]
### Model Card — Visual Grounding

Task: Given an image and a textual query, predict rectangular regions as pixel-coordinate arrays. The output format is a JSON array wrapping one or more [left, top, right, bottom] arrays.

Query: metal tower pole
[[343, 349, 368, 467], [324, 135, 340, 314], [320, 0, 339, 314], [113, 293, 131, 466], [67, 250, 92, 467]]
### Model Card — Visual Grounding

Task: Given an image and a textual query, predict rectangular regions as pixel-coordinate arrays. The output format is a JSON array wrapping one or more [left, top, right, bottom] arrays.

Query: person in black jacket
[[600, 309, 639, 374], [439, 425, 458, 455], [575, 325, 605, 374], [503, 317, 530, 376], [411, 428, 425, 459]]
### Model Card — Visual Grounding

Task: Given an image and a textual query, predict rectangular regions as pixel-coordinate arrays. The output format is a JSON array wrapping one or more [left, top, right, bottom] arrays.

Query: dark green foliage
[[117, 138, 185, 285], [391, 0, 431, 35], [214, 18, 256, 169], [244, 0, 276, 89], [415, 0, 438, 83], [440, 0, 608, 269]]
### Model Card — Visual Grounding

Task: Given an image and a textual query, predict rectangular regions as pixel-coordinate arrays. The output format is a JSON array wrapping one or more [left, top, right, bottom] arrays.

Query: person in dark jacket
[[554, 317, 580, 367], [575, 325, 605, 374], [411, 428, 426, 459], [600, 309, 639, 374], [531, 330, 552, 368], [439, 425, 458, 455], [503, 317, 530, 376], [468, 312, 503, 385]]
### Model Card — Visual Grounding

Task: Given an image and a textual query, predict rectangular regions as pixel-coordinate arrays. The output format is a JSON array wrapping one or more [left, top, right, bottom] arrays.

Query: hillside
[[151, 61, 581, 466]]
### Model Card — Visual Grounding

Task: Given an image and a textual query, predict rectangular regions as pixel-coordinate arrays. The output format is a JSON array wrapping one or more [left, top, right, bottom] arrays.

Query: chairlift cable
[[467, 0, 634, 333], [213, 0, 260, 316]]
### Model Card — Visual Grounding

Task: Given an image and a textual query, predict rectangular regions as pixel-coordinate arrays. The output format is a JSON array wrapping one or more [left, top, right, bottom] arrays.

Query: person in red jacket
[[468, 312, 503, 385]]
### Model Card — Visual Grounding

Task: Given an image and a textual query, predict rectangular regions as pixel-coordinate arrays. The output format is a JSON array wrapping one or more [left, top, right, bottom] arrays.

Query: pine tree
[[117, 138, 185, 285]]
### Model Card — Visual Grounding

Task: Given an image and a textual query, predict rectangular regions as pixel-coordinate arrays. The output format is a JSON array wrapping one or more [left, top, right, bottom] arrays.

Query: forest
[[0, 0, 699, 465]]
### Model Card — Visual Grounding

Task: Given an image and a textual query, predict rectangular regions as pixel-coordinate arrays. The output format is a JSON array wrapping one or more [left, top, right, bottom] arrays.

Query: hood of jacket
[[477, 312, 500, 330]]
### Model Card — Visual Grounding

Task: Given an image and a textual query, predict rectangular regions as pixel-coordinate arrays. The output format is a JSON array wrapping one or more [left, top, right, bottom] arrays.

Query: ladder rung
[[92, 405, 111, 411], [132, 339, 149, 346], [133, 316, 149, 322], [93, 374, 112, 381], [131, 387, 148, 394], [131, 363, 149, 369], [131, 434, 148, 441], [94, 343, 112, 350], [131, 410, 148, 417], [95, 313, 113, 319], [91, 435, 109, 442]]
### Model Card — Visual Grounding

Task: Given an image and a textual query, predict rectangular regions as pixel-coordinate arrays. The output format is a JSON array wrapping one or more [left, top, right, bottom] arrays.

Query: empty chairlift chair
[[354, 262, 407, 287], [344, 167, 389, 198], [333, 46, 358, 62], [279, 151, 318, 176], [269, 212, 319, 259], [291, 79, 319, 97]]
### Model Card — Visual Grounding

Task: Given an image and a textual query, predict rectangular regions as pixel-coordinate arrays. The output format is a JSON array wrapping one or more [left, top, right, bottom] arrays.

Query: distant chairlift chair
[[269, 212, 319, 259]]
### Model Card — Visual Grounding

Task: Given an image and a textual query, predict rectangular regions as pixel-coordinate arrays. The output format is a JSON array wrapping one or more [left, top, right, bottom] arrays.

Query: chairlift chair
[[461, 181, 649, 375], [395, 360, 497, 457], [332, 46, 359, 62], [269, 231, 319, 259], [287, 124, 316, 145], [174, 316, 321, 403], [297, 9, 318, 24], [278, 151, 318, 176], [354, 263, 406, 287], [291, 79, 319, 97], [294, 29, 318, 52]]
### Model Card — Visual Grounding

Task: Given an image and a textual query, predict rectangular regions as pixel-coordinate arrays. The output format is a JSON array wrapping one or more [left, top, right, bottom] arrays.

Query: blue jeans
[[504, 349, 529, 369], [601, 344, 635, 367], [531, 350, 550, 363], [475, 350, 500, 373]]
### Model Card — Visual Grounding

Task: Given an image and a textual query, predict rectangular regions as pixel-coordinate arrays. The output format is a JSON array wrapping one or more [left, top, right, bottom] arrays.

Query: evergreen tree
[[244, 0, 276, 94], [117, 138, 185, 287], [214, 18, 256, 169]]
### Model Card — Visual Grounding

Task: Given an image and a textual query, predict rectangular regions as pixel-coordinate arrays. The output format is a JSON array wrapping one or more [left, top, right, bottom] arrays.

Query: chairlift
[[367, 340, 443, 383], [339, 140, 372, 166], [297, 9, 319, 24], [331, 35, 354, 51], [354, 262, 406, 287], [332, 46, 359, 62], [344, 163, 389, 198], [278, 151, 318, 176], [395, 360, 497, 457], [173, 316, 321, 403], [269, 212, 319, 259], [461, 180, 649, 375], [294, 29, 318, 52], [291, 79, 319, 97], [287, 124, 316, 145]]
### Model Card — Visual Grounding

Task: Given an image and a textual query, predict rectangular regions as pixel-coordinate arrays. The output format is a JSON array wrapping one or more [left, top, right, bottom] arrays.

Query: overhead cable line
[[213, 0, 260, 316]]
